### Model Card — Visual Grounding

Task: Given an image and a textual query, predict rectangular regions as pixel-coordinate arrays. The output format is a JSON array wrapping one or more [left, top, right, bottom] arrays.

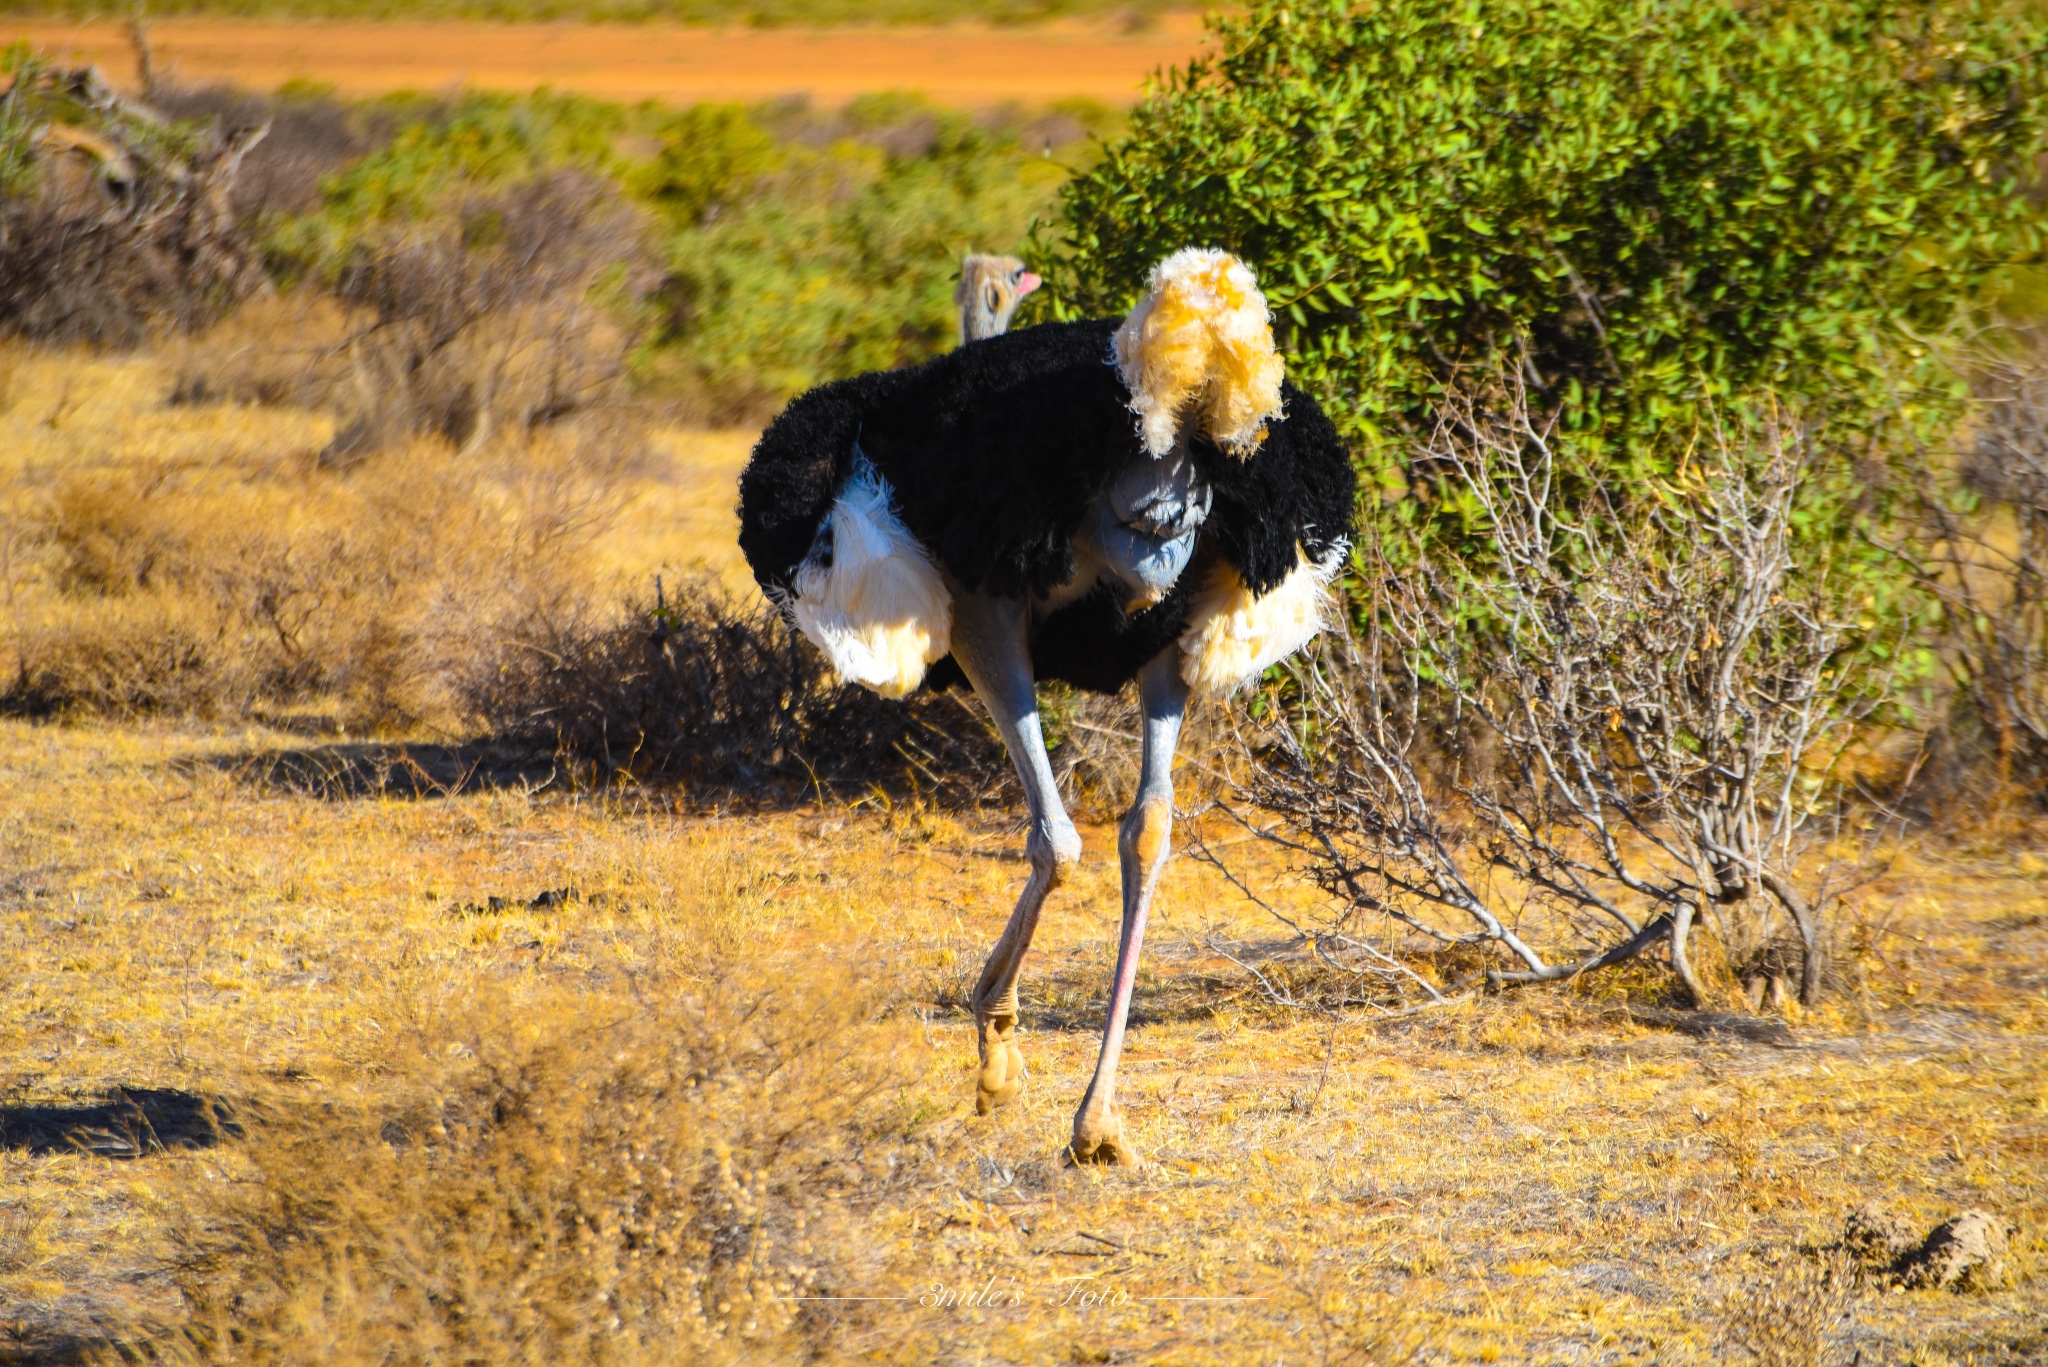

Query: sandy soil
[[3, 15, 1210, 104]]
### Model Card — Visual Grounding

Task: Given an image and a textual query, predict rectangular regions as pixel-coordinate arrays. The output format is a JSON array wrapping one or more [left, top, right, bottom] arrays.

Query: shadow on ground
[[0, 1086, 240, 1157], [185, 742, 563, 800]]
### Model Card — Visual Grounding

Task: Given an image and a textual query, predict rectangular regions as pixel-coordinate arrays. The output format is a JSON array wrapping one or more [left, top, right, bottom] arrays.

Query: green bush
[[254, 89, 1097, 417], [629, 103, 783, 227], [640, 96, 1093, 418], [1056, 0, 2048, 466], [263, 91, 646, 274]]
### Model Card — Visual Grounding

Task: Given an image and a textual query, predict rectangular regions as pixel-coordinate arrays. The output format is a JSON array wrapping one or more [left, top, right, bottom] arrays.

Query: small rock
[[1898, 1208, 2013, 1292], [1842, 1202, 1917, 1265]]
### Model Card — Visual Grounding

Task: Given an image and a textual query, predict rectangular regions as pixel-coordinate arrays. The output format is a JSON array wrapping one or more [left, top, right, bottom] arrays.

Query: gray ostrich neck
[[1065, 439, 1213, 614], [963, 303, 1014, 341]]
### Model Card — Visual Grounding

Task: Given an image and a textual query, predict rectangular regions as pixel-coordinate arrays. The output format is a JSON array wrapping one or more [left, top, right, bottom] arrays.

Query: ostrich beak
[[1016, 272, 1042, 297]]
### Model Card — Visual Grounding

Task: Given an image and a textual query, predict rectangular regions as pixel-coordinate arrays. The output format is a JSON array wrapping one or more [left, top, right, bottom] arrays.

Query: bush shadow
[[183, 742, 564, 801], [0, 1086, 240, 1158]]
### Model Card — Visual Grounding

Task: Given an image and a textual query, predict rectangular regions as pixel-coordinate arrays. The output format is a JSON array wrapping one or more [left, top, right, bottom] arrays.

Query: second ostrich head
[[957, 254, 1042, 342]]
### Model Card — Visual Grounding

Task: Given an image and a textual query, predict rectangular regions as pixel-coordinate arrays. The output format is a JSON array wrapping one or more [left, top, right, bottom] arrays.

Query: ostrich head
[[956, 254, 1042, 342]]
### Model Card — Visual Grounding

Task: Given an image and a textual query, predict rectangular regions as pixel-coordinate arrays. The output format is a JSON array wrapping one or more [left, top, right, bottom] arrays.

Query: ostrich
[[956, 253, 1041, 342], [738, 250, 1356, 1164]]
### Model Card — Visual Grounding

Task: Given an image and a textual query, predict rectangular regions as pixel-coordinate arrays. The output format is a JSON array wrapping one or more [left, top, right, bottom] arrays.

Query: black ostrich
[[738, 250, 1357, 1164]]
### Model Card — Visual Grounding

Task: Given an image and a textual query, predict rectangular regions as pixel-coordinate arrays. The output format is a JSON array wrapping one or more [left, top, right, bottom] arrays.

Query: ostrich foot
[[975, 1013, 1026, 1115], [1066, 1103, 1141, 1167]]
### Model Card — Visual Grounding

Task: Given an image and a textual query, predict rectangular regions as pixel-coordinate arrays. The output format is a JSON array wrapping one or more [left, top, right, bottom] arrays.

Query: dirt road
[[4, 15, 1209, 105]]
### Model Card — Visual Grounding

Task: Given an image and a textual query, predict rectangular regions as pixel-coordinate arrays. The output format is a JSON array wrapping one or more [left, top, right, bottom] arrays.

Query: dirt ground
[[0, 346, 2044, 1362], [0, 715, 2044, 1363], [2, 15, 1210, 105]]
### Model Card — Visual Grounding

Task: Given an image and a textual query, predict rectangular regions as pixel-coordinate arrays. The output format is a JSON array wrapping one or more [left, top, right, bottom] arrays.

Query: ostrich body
[[738, 251, 1355, 1163]]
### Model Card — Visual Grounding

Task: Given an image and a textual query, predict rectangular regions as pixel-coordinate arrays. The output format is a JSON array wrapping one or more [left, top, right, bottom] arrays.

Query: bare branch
[[1215, 374, 1889, 1008]]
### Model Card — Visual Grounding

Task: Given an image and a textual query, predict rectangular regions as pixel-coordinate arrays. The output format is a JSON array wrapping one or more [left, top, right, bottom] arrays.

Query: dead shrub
[[149, 969, 907, 1366], [1040, 686, 1234, 818], [1718, 1254, 1854, 1367], [1205, 383, 1901, 1012], [323, 174, 649, 461], [468, 575, 1250, 811], [1906, 326, 2048, 816], [471, 576, 1011, 804], [147, 80, 376, 220], [0, 59, 269, 346]]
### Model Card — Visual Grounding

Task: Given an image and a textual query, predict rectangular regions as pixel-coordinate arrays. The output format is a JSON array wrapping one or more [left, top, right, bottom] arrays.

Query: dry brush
[[1210, 385, 1903, 1011]]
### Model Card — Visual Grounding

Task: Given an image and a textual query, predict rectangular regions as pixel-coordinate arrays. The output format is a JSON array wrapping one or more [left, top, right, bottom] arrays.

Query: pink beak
[[1016, 272, 1042, 297]]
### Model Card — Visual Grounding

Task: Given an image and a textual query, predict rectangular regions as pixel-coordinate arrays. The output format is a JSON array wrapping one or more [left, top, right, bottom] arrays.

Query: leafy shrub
[[628, 102, 782, 227], [641, 95, 1091, 419], [263, 90, 642, 277], [261, 90, 1095, 419], [1057, 0, 2048, 464]]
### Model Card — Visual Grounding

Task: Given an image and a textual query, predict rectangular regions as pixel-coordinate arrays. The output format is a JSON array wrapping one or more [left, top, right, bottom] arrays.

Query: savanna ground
[[0, 335, 2044, 1365], [2, 15, 1210, 106]]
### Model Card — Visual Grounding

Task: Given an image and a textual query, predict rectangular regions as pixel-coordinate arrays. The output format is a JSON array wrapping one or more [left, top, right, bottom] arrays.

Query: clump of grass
[[472, 576, 1010, 803], [3, 425, 634, 729], [148, 967, 907, 1365], [1718, 1254, 1854, 1367]]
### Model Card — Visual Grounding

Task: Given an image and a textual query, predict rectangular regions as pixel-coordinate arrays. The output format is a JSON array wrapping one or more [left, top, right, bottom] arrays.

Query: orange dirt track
[[5, 15, 1211, 105]]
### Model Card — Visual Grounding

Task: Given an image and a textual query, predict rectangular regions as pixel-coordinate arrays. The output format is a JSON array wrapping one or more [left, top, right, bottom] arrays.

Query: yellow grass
[[0, 340, 753, 726], [0, 338, 2044, 1363]]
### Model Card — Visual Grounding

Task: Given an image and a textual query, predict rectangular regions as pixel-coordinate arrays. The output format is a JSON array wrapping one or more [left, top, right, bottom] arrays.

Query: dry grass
[[0, 323, 2042, 1364], [0, 337, 745, 732], [0, 714, 2042, 1364], [0, 328, 1184, 811]]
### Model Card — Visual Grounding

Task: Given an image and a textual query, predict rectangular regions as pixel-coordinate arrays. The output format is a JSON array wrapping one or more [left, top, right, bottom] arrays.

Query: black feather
[[736, 318, 1358, 691]]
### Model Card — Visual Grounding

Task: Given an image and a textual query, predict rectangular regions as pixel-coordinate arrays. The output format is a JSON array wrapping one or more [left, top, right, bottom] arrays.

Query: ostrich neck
[[962, 306, 1006, 342], [1037, 441, 1212, 618], [962, 303, 1020, 342]]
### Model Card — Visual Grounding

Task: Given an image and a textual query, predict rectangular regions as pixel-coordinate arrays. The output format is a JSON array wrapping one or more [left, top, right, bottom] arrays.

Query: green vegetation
[[1056, 0, 2048, 462], [646, 96, 1081, 413], [258, 89, 1108, 418], [1051, 0, 2048, 716]]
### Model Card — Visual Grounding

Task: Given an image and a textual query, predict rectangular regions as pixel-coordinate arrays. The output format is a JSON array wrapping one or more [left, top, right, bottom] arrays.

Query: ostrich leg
[[1070, 647, 1188, 1166], [949, 589, 1081, 1116]]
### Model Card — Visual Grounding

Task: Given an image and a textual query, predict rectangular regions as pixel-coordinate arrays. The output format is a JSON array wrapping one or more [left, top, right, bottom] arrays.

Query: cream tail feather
[[788, 454, 952, 699], [1177, 543, 1346, 699], [1112, 247, 1286, 460]]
